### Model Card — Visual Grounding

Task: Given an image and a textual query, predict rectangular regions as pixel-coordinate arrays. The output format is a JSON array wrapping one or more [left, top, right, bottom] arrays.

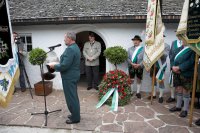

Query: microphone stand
[[31, 48, 61, 126]]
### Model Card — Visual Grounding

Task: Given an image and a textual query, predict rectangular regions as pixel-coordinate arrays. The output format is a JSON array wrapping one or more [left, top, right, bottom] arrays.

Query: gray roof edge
[[11, 15, 180, 26]]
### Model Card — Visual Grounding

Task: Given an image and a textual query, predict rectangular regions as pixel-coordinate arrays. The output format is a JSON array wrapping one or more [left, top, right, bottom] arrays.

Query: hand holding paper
[[47, 62, 59, 69]]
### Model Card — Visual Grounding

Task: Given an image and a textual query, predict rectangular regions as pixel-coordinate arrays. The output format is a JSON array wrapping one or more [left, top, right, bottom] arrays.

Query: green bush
[[29, 48, 46, 65], [104, 46, 128, 69]]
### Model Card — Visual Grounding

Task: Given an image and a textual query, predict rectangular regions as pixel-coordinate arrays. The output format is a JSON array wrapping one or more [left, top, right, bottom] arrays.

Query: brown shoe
[[21, 88, 26, 92], [87, 87, 92, 90], [95, 87, 99, 90]]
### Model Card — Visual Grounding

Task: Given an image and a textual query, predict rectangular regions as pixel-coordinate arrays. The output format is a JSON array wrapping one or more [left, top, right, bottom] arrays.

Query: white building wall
[[13, 23, 179, 91]]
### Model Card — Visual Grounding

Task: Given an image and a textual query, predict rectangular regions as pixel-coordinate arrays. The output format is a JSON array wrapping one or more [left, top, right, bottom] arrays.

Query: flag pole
[[151, 64, 156, 105], [189, 53, 199, 126], [150, 0, 159, 105]]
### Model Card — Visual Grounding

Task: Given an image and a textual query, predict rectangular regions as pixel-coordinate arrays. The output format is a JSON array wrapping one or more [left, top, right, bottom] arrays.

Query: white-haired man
[[50, 32, 81, 124]]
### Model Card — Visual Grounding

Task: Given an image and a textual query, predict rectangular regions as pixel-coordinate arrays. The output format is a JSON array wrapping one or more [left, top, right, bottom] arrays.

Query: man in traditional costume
[[169, 41, 195, 117], [83, 33, 101, 90], [167, 36, 183, 103], [128, 35, 144, 99], [148, 41, 170, 103]]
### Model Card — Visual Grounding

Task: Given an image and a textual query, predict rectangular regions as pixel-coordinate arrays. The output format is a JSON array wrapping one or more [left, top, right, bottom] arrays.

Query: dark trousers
[[19, 64, 26, 89], [85, 66, 99, 88], [62, 79, 80, 121]]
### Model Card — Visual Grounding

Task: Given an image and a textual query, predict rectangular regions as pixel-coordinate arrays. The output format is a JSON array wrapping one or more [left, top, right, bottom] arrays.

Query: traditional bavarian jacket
[[169, 40, 183, 68], [127, 45, 144, 68], [172, 46, 195, 78]]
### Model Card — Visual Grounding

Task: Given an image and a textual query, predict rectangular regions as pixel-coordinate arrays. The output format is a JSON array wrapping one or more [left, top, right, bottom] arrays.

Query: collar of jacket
[[68, 43, 76, 47], [90, 41, 95, 45]]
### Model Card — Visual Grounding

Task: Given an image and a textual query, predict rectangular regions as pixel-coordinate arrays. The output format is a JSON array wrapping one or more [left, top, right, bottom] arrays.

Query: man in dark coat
[[169, 41, 195, 118], [167, 36, 183, 103], [50, 32, 81, 124]]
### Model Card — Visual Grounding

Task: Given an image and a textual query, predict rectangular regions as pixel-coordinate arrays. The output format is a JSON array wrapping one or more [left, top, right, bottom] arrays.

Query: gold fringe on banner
[[0, 68, 19, 108], [0, 0, 20, 108], [143, 0, 165, 71], [176, 0, 200, 55]]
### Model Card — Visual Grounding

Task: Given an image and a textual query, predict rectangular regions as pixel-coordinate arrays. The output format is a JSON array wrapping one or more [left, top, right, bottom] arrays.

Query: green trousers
[[62, 79, 80, 121]]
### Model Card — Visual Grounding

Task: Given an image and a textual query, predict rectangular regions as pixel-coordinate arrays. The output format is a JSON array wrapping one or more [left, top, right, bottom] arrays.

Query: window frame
[[18, 33, 32, 52]]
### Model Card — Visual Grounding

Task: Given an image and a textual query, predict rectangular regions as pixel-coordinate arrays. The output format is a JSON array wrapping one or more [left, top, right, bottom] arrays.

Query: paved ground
[[0, 125, 92, 133], [0, 81, 200, 133]]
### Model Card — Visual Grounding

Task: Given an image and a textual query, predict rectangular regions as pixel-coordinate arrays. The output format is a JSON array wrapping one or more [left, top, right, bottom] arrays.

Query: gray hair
[[66, 32, 76, 41]]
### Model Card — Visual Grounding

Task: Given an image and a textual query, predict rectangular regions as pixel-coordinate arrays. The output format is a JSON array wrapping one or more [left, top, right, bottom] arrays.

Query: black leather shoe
[[136, 93, 141, 99], [147, 96, 156, 100], [67, 115, 72, 119], [179, 111, 188, 118], [66, 119, 80, 124], [166, 97, 176, 103], [195, 118, 200, 126], [169, 106, 181, 112], [87, 87, 92, 90], [158, 97, 164, 103]]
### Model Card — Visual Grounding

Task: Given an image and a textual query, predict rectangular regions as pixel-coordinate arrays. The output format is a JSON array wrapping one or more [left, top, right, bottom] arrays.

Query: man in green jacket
[[169, 41, 195, 118], [50, 32, 81, 124], [167, 36, 183, 103]]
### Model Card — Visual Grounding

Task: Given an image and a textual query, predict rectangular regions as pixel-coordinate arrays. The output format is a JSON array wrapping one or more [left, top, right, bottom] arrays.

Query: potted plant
[[29, 48, 53, 96], [97, 46, 131, 111], [104, 46, 128, 69]]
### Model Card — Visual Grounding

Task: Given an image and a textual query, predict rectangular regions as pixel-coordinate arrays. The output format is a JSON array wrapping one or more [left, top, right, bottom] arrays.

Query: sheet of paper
[[47, 62, 59, 66]]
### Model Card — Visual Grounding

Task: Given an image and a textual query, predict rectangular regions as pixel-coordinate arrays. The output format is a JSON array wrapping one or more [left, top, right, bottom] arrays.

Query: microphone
[[48, 44, 62, 50]]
